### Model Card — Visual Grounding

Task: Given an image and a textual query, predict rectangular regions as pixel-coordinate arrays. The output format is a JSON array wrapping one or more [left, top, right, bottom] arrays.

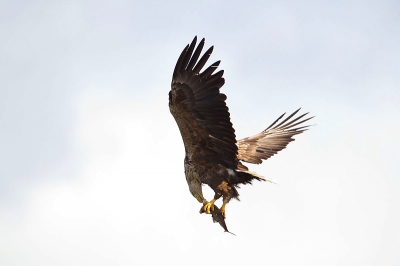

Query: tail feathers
[[232, 170, 276, 185]]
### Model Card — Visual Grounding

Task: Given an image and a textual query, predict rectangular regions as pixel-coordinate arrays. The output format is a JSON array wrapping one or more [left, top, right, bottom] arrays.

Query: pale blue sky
[[1, 0, 399, 265]]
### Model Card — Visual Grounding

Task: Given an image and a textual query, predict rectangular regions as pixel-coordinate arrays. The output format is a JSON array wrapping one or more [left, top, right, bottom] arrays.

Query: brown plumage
[[169, 36, 313, 228]]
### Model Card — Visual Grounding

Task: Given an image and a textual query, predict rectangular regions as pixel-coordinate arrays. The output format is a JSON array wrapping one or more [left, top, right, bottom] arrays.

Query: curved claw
[[220, 200, 229, 218], [220, 205, 226, 218], [203, 200, 216, 214]]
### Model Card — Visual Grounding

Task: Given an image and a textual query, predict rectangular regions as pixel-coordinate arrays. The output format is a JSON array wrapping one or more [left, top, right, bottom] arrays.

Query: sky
[[1, 0, 399, 265]]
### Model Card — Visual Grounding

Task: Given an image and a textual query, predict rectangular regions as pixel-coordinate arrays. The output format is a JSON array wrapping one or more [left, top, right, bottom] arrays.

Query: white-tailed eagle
[[169, 36, 313, 232]]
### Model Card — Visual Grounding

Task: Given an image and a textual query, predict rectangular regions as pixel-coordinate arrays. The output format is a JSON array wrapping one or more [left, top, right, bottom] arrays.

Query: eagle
[[169, 36, 313, 222]]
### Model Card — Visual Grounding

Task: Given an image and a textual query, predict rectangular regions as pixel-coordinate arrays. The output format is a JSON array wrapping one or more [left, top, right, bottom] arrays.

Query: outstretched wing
[[169, 36, 238, 169], [237, 108, 314, 164]]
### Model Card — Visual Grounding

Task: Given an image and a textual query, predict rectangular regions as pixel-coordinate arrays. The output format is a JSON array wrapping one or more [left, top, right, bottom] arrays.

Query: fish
[[199, 205, 236, 236]]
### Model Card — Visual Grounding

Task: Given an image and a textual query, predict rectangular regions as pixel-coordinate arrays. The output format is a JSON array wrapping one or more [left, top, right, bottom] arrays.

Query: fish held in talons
[[199, 205, 236, 236]]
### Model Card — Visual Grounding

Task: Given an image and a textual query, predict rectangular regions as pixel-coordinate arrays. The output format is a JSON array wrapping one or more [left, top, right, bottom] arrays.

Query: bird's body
[[169, 36, 313, 219]]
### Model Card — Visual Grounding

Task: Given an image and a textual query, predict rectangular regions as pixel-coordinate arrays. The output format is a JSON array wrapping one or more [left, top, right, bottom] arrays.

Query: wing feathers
[[181, 37, 198, 72], [170, 37, 313, 170], [264, 112, 285, 130], [192, 46, 214, 74], [199, 61, 221, 80], [170, 37, 238, 169], [172, 45, 189, 81], [186, 38, 204, 71], [237, 109, 314, 164], [271, 108, 300, 129]]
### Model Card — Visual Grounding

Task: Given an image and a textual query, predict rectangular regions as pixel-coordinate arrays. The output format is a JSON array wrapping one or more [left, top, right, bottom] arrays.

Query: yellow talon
[[203, 199, 216, 214], [220, 202, 227, 218]]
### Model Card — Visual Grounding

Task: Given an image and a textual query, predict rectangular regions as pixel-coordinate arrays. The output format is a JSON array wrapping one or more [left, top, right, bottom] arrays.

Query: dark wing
[[237, 108, 314, 164], [169, 36, 238, 169]]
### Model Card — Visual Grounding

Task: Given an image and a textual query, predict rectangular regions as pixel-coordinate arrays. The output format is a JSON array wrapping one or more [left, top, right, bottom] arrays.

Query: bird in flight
[[169, 36, 313, 230]]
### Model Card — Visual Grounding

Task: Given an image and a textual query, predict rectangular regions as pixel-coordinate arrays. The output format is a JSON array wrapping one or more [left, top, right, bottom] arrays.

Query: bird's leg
[[203, 191, 223, 214], [189, 183, 217, 214], [220, 197, 230, 218], [203, 198, 216, 214]]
